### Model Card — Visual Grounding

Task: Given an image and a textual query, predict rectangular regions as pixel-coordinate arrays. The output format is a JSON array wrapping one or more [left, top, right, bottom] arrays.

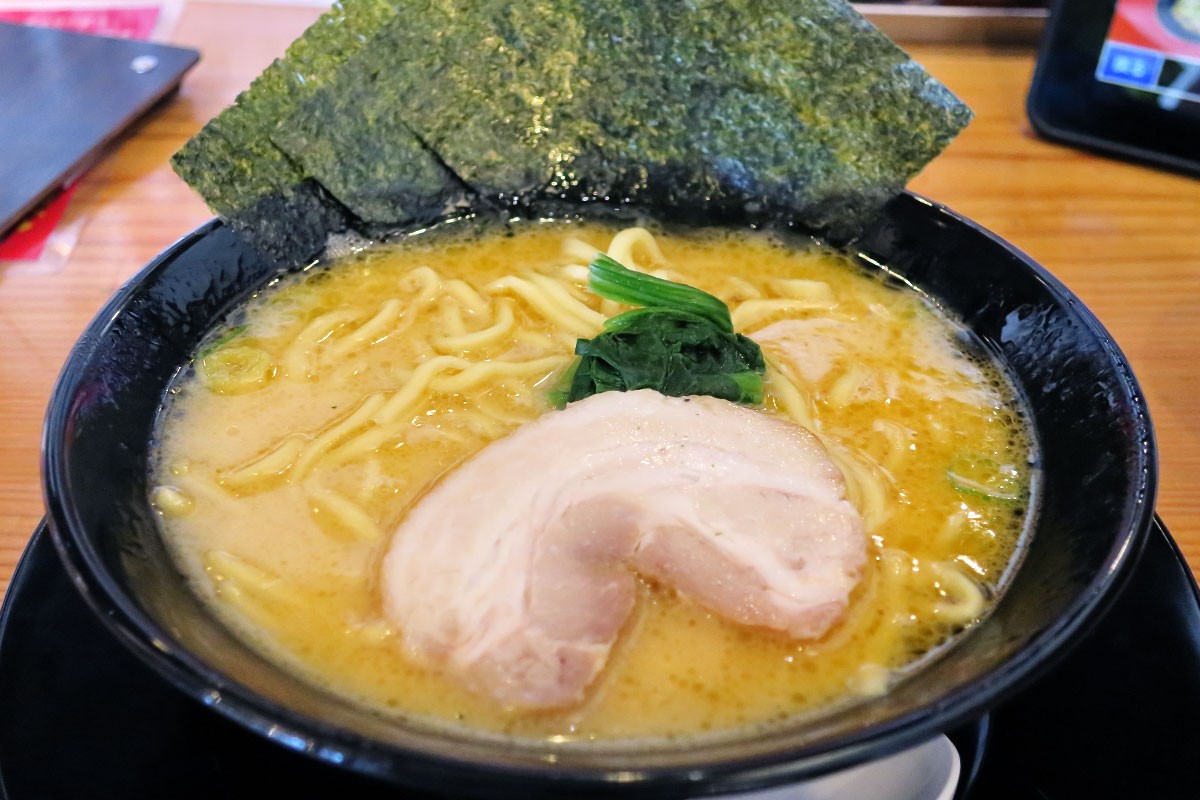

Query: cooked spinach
[[557, 254, 764, 406], [587, 254, 733, 332]]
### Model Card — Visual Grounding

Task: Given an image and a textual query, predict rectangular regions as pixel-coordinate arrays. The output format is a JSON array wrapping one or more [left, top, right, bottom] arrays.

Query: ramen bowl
[[42, 193, 1156, 798]]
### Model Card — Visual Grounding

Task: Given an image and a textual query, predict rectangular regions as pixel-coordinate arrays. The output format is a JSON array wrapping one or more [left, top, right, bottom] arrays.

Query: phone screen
[[1095, 0, 1200, 117]]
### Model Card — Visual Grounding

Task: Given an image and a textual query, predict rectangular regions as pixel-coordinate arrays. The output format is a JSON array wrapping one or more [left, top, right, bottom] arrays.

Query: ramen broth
[[150, 220, 1034, 739]]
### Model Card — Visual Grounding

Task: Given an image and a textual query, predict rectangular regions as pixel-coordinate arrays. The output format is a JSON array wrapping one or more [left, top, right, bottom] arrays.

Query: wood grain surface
[[1, 2, 1197, 606]]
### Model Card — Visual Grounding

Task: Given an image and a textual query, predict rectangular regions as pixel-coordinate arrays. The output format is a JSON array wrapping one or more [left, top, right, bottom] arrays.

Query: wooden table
[[2, 1, 1198, 604]]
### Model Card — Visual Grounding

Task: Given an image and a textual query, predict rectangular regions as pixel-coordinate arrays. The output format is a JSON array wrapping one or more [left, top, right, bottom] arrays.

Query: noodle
[[283, 309, 359, 380], [293, 393, 388, 478], [205, 549, 287, 598], [399, 265, 442, 304], [931, 561, 987, 625], [871, 419, 917, 473], [726, 276, 763, 301], [606, 226, 666, 269], [524, 273, 608, 330], [151, 220, 1033, 741], [433, 298, 516, 352], [563, 236, 602, 265], [768, 278, 837, 306], [827, 446, 893, 531], [436, 298, 468, 337], [486, 276, 601, 337], [307, 485, 385, 542], [373, 355, 475, 422], [732, 298, 836, 331], [149, 485, 193, 518], [443, 278, 491, 315], [430, 355, 569, 393], [325, 299, 404, 361], [219, 435, 306, 493], [826, 363, 873, 408]]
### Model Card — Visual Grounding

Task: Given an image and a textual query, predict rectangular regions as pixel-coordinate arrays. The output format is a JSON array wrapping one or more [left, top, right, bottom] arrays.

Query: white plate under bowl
[[716, 735, 960, 800]]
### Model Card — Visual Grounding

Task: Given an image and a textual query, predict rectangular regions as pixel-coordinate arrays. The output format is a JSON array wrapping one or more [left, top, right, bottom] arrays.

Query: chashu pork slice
[[380, 389, 866, 709]]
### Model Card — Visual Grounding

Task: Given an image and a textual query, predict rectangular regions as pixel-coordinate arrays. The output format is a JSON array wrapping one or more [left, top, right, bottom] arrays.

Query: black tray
[[0, 517, 1197, 799]]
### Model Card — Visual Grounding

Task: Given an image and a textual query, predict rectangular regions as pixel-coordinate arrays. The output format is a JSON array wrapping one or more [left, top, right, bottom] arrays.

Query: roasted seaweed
[[172, 0, 972, 264], [269, 0, 588, 223], [170, 0, 404, 262], [565, 0, 972, 233], [560, 254, 766, 406]]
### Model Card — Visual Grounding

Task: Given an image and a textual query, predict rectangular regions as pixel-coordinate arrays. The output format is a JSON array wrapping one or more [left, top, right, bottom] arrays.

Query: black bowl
[[41, 193, 1156, 798]]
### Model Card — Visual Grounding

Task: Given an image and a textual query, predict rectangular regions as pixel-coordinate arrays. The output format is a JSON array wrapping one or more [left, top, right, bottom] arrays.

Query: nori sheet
[[174, 0, 972, 263], [562, 0, 974, 234], [170, 0, 405, 263], [270, 0, 593, 222]]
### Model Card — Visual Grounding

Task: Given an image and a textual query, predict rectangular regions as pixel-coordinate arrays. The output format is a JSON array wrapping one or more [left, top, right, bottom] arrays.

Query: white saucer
[[714, 735, 961, 800]]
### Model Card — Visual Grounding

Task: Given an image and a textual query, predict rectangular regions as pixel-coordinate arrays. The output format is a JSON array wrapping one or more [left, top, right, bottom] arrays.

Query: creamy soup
[[150, 218, 1034, 740]]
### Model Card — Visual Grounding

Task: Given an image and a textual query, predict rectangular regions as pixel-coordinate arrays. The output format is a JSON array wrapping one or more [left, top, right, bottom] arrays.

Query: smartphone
[[1027, 0, 1200, 177]]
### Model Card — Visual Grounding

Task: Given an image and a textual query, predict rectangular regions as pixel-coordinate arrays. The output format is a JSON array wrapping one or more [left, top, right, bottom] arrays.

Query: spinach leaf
[[588, 254, 733, 332], [556, 256, 765, 406]]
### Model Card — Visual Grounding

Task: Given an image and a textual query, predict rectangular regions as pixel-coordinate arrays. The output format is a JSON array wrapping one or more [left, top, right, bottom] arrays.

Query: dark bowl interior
[[42, 193, 1156, 798]]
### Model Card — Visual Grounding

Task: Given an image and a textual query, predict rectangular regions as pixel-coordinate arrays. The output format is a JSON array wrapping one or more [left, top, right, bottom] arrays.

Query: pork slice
[[751, 318, 851, 384], [380, 389, 866, 709], [753, 317, 992, 406]]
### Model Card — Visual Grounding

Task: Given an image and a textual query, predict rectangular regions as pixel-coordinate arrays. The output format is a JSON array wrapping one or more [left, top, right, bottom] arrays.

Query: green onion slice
[[947, 455, 1022, 503]]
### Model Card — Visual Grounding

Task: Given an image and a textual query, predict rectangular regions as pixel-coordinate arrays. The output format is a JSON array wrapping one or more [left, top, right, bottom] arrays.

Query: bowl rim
[[40, 192, 1158, 796]]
